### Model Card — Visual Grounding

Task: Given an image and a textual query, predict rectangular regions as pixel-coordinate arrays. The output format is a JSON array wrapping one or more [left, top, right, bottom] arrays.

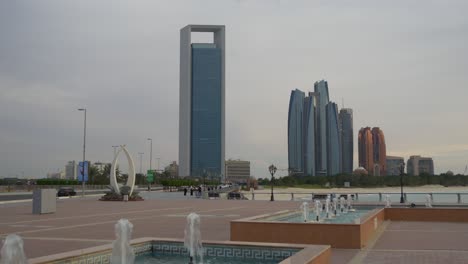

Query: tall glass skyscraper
[[339, 109, 354, 174], [179, 25, 225, 178], [314, 80, 330, 176], [303, 93, 316, 175], [288, 89, 305, 173], [326, 102, 341, 176], [288, 81, 345, 176]]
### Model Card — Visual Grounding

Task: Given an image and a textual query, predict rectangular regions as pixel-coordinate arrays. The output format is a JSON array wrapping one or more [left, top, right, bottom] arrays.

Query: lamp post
[[203, 169, 207, 192], [269, 164, 277, 202], [138, 152, 144, 175], [147, 138, 152, 191], [78, 108, 87, 197], [112, 145, 119, 158], [157, 157, 161, 170], [400, 162, 405, 203]]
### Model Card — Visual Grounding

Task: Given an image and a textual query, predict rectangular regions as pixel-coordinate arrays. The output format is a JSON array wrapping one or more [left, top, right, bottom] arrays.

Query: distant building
[[164, 161, 179, 178], [303, 92, 316, 176], [179, 25, 225, 178], [65, 161, 76, 180], [358, 127, 386, 176], [372, 127, 386, 176], [386, 156, 405, 176], [407, 155, 434, 176], [47, 171, 65, 179], [358, 127, 374, 174], [288, 89, 305, 174], [287, 80, 343, 176], [314, 80, 330, 176], [225, 159, 250, 184], [326, 102, 341, 176], [339, 109, 354, 174]]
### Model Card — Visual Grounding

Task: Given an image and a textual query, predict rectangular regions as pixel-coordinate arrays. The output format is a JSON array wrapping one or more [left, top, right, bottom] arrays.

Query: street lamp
[[147, 138, 152, 191], [78, 108, 87, 197], [112, 145, 119, 158], [400, 162, 405, 203], [269, 164, 277, 202], [138, 152, 144, 174]]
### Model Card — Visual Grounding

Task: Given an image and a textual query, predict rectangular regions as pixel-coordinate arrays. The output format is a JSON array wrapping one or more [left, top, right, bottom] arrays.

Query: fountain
[[425, 194, 432, 208], [339, 197, 345, 213], [325, 198, 331, 219], [314, 200, 321, 222], [300, 202, 310, 222], [385, 194, 391, 208], [0, 234, 28, 264], [347, 194, 354, 212], [332, 197, 338, 216], [184, 213, 203, 264], [111, 219, 135, 264]]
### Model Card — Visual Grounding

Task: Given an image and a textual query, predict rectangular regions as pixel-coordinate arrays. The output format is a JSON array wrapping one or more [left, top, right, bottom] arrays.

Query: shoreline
[[249, 185, 468, 193]]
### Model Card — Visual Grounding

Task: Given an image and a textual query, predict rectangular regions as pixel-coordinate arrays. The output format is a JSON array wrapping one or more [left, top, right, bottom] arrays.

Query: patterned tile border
[[29, 238, 330, 264], [44, 242, 151, 264], [152, 241, 300, 261]]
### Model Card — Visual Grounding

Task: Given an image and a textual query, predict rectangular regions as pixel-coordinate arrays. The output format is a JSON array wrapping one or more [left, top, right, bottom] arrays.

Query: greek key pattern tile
[[50, 243, 150, 263], [152, 241, 299, 260]]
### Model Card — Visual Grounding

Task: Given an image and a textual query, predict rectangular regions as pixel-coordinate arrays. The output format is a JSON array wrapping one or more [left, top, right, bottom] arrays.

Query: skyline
[[1, 1, 468, 178]]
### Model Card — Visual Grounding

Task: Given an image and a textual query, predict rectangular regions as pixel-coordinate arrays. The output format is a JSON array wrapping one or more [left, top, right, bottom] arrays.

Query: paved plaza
[[1, 191, 468, 263]]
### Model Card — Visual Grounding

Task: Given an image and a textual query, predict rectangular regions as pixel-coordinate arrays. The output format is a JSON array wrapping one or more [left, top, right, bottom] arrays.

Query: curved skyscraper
[[372, 127, 386, 176], [314, 80, 330, 176], [326, 102, 341, 175], [358, 127, 374, 173], [358, 127, 386, 176], [288, 89, 305, 173], [303, 93, 316, 175], [287, 80, 345, 176], [339, 109, 354, 174]]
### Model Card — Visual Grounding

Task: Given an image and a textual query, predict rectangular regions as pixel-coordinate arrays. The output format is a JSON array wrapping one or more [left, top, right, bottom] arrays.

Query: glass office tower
[[326, 102, 341, 176], [190, 44, 222, 176], [339, 108, 354, 174], [288, 89, 305, 174], [314, 80, 330, 176], [303, 93, 316, 176], [179, 25, 225, 178]]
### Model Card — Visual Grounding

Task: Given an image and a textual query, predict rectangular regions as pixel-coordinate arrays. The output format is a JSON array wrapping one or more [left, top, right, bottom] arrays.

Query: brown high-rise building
[[358, 127, 387, 176], [358, 127, 373, 174], [371, 127, 386, 176]]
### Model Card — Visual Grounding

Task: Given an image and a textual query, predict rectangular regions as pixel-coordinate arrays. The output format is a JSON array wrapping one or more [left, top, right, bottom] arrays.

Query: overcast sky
[[1, 0, 467, 179]]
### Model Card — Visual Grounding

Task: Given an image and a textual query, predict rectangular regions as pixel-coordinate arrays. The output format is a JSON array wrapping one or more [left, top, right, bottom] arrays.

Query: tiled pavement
[[1, 191, 468, 263]]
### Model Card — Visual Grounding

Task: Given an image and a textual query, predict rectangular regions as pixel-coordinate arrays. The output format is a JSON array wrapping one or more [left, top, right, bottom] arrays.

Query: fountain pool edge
[[27, 237, 330, 264], [231, 207, 386, 249]]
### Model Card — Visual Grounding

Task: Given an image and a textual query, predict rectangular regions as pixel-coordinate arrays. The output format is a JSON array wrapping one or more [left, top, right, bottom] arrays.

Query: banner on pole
[[78, 161, 89, 182], [146, 170, 154, 183]]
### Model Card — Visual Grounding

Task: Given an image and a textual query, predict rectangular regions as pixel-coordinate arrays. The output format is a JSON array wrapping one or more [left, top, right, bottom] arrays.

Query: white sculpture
[[110, 145, 136, 196]]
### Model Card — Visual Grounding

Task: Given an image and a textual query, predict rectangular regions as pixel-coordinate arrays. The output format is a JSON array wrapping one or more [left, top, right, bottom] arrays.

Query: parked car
[[57, 187, 76, 197]]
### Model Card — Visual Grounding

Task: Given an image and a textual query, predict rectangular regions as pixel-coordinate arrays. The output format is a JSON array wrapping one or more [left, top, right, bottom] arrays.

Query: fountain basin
[[266, 206, 376, 224], [27, 238, 330, 264], [231, 206, 385, 249]]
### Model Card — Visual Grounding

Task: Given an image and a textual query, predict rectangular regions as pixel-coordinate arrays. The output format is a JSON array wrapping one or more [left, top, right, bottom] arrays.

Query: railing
[[0, 185, 111, 193], [243, 191, 468, 204]]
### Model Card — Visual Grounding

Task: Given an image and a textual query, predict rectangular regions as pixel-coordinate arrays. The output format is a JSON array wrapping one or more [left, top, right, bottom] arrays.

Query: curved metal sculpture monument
[[110, 145, 136, 196]]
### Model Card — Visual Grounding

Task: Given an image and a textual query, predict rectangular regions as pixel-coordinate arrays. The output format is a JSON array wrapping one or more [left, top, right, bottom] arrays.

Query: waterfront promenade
[[1, 191, 468, 263]]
